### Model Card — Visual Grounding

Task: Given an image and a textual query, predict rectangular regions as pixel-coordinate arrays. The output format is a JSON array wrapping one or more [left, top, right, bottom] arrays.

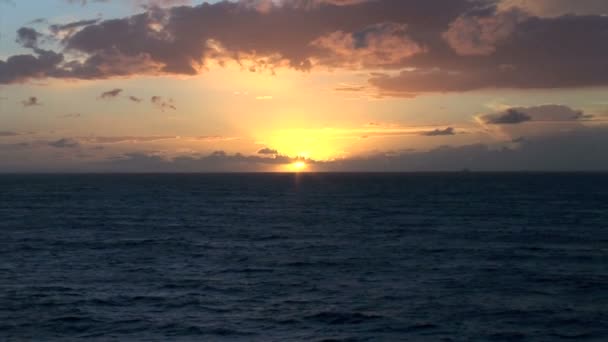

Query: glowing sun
[[288, 161, 308, 172]]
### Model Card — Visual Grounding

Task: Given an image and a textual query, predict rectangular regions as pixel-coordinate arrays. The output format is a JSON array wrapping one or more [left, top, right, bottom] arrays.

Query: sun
[[288, 161, 308, 172]]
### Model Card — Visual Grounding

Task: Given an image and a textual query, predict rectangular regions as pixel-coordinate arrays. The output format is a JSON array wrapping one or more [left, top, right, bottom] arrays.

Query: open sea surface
[[1, 173, 607, 341]]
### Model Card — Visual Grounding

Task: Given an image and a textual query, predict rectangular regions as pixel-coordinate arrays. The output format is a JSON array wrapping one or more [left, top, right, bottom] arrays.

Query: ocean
[[1, 173, 607, 341]]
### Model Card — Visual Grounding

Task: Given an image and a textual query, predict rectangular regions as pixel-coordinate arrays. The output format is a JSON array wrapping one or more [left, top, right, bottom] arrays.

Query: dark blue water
[[1, 173, 607, 341]]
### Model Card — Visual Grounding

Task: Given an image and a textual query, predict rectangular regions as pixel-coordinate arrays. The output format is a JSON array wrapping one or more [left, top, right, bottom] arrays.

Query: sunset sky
[[1, 0, 608, 171]]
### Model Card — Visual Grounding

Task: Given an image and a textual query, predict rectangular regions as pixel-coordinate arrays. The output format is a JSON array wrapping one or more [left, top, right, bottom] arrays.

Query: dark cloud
[[0, 131, 19, 137], [421, 127, 456, 136], [28, 18, 47, 25], [62, 0, 469, 74], [354, 127, 463, 139], [0, 0, 606, 95], [1, 0, 471, 83], [479, 105, 589, 125], [258, 147, 279, 155], [0, 49, 63, 84], [48, 138, 80, 148], [16, 27, 42, 49], [482, 109, 531, 125], [369, 11, 608, 96], [98, 150, 293, 172], [151, 96, 176, 111], [99, 88, 123, 99], [21, 96, 41, 107], [128, 96, 142, 103]]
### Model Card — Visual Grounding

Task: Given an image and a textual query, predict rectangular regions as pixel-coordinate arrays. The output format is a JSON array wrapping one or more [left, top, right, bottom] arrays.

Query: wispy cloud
[[79, 136, 177, 144], [60, 113, 82, 119], [21, 97, 41, 107], [48, 138, 80, 148], [151, 96, 176, 111], [421, 127, 456, 136], [99, 88, 123, 99], [258, 148, 278, 155]]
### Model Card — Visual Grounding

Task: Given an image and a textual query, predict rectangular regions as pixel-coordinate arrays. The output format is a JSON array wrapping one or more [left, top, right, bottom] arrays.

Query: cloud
[[21, 96, 41, 107], [1, 0, 472, 83], [334, 84, 366, 92], [98, 150, 293, 172], [190, 135, 239, 142], [151, 96, 176, 111], [479, 105, 588, 125], [0, 0, 606, 96], [137, 0, 192, 8], [60, 113, 82, 119], [368, 11, 608, 96], [311, 22, 425, 68], [238, 0, 373, 13], [0, 131, 19, 137], [50, 19, 100, 35], [443, 8, 527, 56], [316, 126, 608, 171], [481, 109, 531, 125], [99, 88, 123, 99], [48, 138, 80, 148], [498, 0, 608, 17], [16, 27, 42, 49], [474, 104, 602, 143], [421, 127, 455, 136], [0, 49, 63, 84], [355, 126, 463, 139], [258, 147, 278, 155], [62, 0, 470, 75], [79, 136, 176, 144], [128, 96, 142, 103]]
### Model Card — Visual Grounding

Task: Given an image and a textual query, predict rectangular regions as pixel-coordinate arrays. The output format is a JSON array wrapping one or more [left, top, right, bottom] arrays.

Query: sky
[[1, 0, 608, 172]]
